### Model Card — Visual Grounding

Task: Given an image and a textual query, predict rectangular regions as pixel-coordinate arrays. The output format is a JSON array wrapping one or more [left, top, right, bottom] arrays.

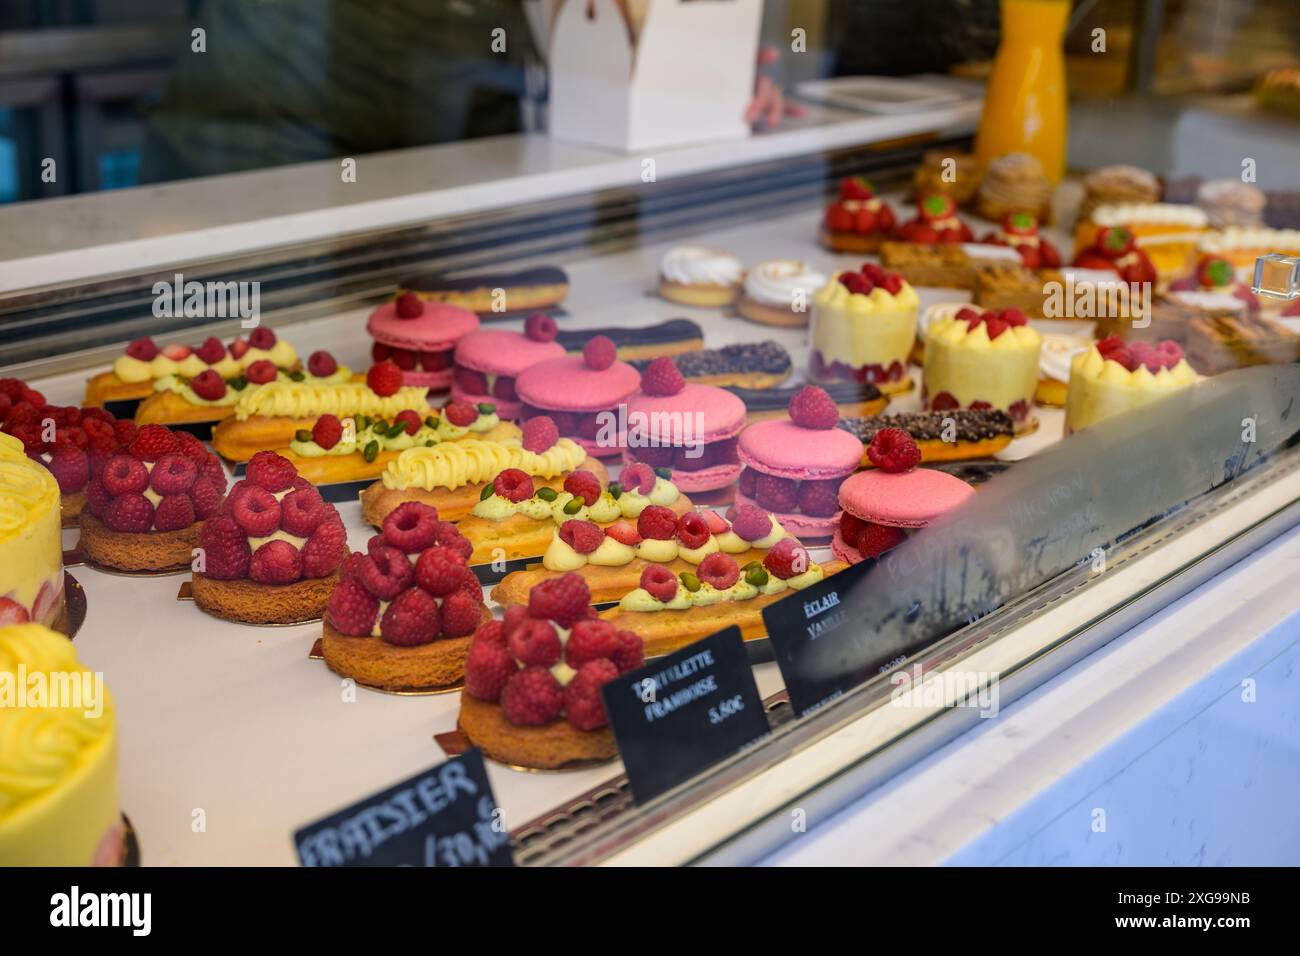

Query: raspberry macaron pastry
[[190, 451, 347, 624], [457, 573, 645, 769], [368, 291, 480, 390], [77, 424, 229, 573], [622, 357, 746, 493], [833, 430, 975, 565], [450, 314, 566, 419], [735, 386, 864, 540], [515, 335, 641, 458], [321, 502, 491, 692]]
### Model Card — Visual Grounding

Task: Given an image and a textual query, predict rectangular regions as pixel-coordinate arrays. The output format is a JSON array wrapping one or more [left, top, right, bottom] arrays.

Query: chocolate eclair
[[731, 379, 886, 422], [839, 409, 1013, 464], [633, 340, 792, 390], [399, 266, 568, 315], [558, 318, 704, 361]]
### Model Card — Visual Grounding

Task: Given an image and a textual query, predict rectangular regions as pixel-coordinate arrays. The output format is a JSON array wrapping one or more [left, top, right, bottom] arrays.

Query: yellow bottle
[[975, 0, 1069, 183]]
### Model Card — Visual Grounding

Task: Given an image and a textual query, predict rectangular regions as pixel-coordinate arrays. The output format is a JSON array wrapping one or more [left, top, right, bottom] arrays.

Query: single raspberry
[[194, 336, 226, 363], [200, 454, 226, 488], [866, 428, 921, 472], [764, 537, 811, 580], [582, 335, 616, 371], [620, 462, 656, 495], [543, 409, 578, 435], [472, 619, 506, 647], [527, 573, 591, 628], [113, 420, 137, 446], [700, 510, 729, 535], [128, 424, 179, 461], [454, 366, 488, 395], [604, 519, 641, 546], [246, 450, 297, 492], [297, 516, 344, 577], [384, 348, 413, 371], [370, 342, 392, 363], [492, 467, 533, 502], [697, 552, 740, 589], [187, 369, 227, 401], [231, 485, 281, 537], [102, 454, 149, 496], [421, 349, 451, 371], [378, 409, 417, 439], [245, 360, 278, 384], [432, 402, 472, 428], [840, 271, 872, 295], [85, 477, 112, 517], [857, 521, 907, 559], [524, 313, 558, 342], [565, 619, 620, 668], [558, 519, 603, 554], [563, 469, 601, 506], [198, 514, 251, 579], [675, 511, 710, 549], [454, 566, 484, 604], [376, 586, 438, 645], [45, 446, 88, 493], [612, 629, 643, 673], [52, 425, 88, 450], [366, 360, 403, 397], [755, 473, 798, 513], [189, 477, 224, 522], [357, 544, 415, 599], [280, 487, 327, 536], [636, 504, 677, 540], [104, 493, 154, 532], [502, 604, 531, 638], [394, 291, 424, 318], [435, 520, 473, 561], [640, 356, 685, 396], [501, 666, 564, 725], [228, 337, 250, 359], [491, 377, 517, 402], [797, 478, 841, 517], [125, 336, 159, 360], [414, 545, 467, 597], [153, 494, 196, 532], [640, 564, 679, 602], [738, 467, 758, 497], [564, 659, 618, 731], [307, 350, 338, 377], [439, 591, 483, 638], [378, 501, 437, 552], [173, 431, 209, 461], [838, 511, 867, 550], [248, 327, 277, 350], [327, 580, 379, 635], [521, 415, 558, 453], [507, 618, 561, 666], [150, 454, 198, 496], [464, 638, 516, 701], [788, 385, 839, 429]]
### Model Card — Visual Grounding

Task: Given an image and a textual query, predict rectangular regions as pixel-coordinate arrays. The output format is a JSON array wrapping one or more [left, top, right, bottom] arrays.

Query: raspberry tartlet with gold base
[[819, 177, 897, 253], [192, 451, 346, 624], [1064, 337, 1197, 434], [810, 266, 920, 395], [77, 425, 228, 573], [894, 194, 975, 246], [922, 306, 1043, 434], [458, 573, 645, 770], [322, 502, 489, 691], [0, 433, 65, 628]]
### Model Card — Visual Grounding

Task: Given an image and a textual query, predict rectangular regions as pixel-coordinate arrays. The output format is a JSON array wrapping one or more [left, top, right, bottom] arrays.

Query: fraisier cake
[[459, 572, 645, 770], [0, 432, 64, 628], [451, 315, 566, 419], [1065, 336, 1197, 434], [923, 306, 1043, 430], [192, 451, 346, 624], [809, 264, 919, 394], [0, 623, 122, 865]]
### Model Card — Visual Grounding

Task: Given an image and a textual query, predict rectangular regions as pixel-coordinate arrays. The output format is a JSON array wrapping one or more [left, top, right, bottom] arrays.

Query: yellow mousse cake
[[1064, 337, 1198, 434], [809, 266, 919, 394], [0, 623, 120, 865], [922, 307, 1042, 428], [0, 432, 64, 627]]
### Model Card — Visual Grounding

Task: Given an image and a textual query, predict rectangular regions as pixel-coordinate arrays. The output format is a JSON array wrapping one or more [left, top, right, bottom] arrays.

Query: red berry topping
[[307, 350, 338, 377], [394, 292, 424, 319], [248, 327, 277, 350], [472, 619, 506, 647], [565, 619, 620, 668], [583, 335, 617, 371], [501, 666, 564, 726], [249, 539, 301, 584], [521, 415, 559, 453], [45, 446, 88, 494], [198, 514, 252, 579], [737, 467, 757, 497], [563, 469, 601, 506], [390, 348, 417, 371], [838, 511, 866, 549], [102, 454, 149, 496], [194, 336, 226, 364], [508, 618, 562, 667], [604, 518, 641, 547], [493, 467, 534, 502], [443, 402, 477, 427], [697, 552, 740, 590], [640, 356, 685, 396], [675, 511, 711, 549], [839, 176, 873, 201], [366, 360, 403, 397], [558, 519, 603, 554], [620, 462, 656, 495], [301, 519, 347, 578], [640, 564, 679, 602], [281, 487, 327, 537], [228, 338, 250, 360], [385, 409, 419, 436], [764, 537, 811, 580], [128, 424, 179, 462], [612, 629, 644, 673], [797, 478, 841, 517], [564, 659, 618, 731], [381, 501, 439, 552], [435, 520, 473, 561], [857, 521, 907, 559], [454, 366, 488, 395], [754, 473, 798, 513], [311, 413, 343, 450], [788, 385, 839, 430], [839, 272, 873, 295], [245, 360, 278, 384], [502, 604, 531, 638], [730, 504, 773, 541], [104, 493, 154, 532], [162, 343, 192, 361], [231, 484, 281, 537], [380, 587, 440, 645], [866, 428, 921, 473], [440, 590, 484, 638], [464, 638, 515, 701], [327, 580, 379, 635], [125, 337, 159, 361], [527, 573, 592, 628], [414, 545, 467, 597], [190, 477, 224, 519], [524, 313, 558, 342], [149, 454, 198, 496], [636, 504, 677, 540]]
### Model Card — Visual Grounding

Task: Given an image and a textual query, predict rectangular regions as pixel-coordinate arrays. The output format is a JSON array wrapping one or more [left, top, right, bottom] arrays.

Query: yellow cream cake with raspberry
[[0, 622, 121, 865], [0, 432, 64, 628], [922, 307, 1042, 430], [1065, 336, 1198, 434], [810, 265, 919, 394]]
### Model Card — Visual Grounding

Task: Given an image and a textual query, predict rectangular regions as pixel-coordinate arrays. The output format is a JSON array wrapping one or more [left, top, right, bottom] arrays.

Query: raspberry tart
[[981, 213, 1062, 270], [809, 265, 920, 395], [819, 176, 897, 253], [922, 306, 1043, 433], [191, 451, 346, 624], [1064, 336, 1197, 434], [367, 293, 480, 390], [450, 318, 566, 420], [78, 425, 229, 573], [1070, 226, 1158, 286], [321, 502, 490, 691], [894, 194, 975, 246], [458, 573, 644, 769]]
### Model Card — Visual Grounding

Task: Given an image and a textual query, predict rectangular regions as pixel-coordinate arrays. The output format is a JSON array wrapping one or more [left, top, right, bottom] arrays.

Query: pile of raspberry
[[198, 450, 344, 582], [86, 424, 228, 533], [325, 501, 484, 643], [0, 378, 139, 497], [1094, 336, 1183, 373], [836, 261, 907, 297], [737, 386, 848, 517], [463, 573, 644, 731]]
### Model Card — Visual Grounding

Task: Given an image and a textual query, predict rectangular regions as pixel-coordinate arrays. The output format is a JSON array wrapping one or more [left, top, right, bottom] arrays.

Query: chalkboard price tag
[[762, 558, 877, 717], [293, 749, 514, 867], [602, 625, 770, 804]]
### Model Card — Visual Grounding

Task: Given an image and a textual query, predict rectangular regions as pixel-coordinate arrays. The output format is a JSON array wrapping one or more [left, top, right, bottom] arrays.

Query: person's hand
[[745, 46, 807, 130]]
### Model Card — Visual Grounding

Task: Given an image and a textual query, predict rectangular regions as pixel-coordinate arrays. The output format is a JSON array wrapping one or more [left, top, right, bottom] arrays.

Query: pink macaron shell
[[516, 355, 640, 412], [670, 462, 742, 493], [830, 527, 865, 565], [450, 383, 520, 420], [837, 468, 975, 529], [733, 488, 839, 539], [738, 420, 863, 480], [367, 301, 480, 352], [573, 433, 624, 459], [455, 329, 566, 377], [623, 383, 746, 444]]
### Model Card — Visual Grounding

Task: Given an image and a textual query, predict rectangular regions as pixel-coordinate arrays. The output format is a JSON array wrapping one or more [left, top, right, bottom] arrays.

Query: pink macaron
[[515, 337, 641, 458], [367, 292, 480, 390], [831, 466, 974, 564], [451, 327, 566, 419], [734, 386, 864, 539]]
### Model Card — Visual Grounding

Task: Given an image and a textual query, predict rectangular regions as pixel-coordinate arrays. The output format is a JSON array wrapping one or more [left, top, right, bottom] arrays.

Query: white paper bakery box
[[548, 0, 761, 153]]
